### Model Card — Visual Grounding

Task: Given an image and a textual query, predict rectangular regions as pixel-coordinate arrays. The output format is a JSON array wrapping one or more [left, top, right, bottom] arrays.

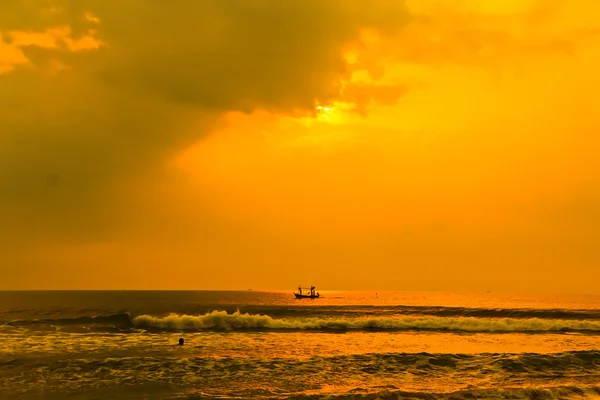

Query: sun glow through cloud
[[314, 102, 355, 124]]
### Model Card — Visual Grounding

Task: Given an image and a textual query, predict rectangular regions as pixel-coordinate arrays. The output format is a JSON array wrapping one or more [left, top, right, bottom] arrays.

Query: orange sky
[[1, 0, 599, 292]]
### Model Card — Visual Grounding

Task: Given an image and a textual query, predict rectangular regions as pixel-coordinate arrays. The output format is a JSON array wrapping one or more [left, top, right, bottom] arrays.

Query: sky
[[1, 0, 599, 292]]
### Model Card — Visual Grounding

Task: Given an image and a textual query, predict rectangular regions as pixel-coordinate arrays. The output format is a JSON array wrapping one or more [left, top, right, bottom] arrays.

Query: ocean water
[[1, 290, 599, 400]]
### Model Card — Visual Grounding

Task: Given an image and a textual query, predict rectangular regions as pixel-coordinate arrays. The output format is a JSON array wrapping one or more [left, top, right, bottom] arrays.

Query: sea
[[1, 290, 599, 399]]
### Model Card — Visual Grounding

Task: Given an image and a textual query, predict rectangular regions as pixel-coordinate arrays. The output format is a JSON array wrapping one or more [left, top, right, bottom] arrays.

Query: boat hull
[[294, 293, 320, 299]]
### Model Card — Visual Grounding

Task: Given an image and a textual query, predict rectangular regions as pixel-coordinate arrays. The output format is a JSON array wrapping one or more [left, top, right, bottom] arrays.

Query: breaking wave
[[5, 310, 600, 334], [127, 305, 600, 320], [131, 311, 600, 333]]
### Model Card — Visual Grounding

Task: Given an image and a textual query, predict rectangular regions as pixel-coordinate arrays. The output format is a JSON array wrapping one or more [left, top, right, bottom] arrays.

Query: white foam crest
[[131, 311, 600, 332]]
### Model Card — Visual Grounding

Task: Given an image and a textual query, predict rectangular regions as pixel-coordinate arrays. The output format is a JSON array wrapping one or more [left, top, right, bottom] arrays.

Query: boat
[[294, 285, 320, 299]]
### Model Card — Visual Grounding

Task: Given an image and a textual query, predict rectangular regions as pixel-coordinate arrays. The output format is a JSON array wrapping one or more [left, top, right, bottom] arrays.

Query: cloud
[[72, 0, 410, 112], [0, 0, 410, 248]]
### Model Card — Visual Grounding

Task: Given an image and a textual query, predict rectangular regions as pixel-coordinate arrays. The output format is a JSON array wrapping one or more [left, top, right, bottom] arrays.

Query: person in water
[[178, 338, 184, 346]]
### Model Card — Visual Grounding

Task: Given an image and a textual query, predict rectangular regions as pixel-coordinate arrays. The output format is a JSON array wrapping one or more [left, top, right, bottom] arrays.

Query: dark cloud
[[87, 0, 410, 111], [0, 0, 411, 247]]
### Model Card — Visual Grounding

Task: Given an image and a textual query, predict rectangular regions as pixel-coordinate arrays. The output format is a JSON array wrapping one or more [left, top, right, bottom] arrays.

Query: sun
[[316, 105, 334, 121], [314, 101, 354, 124]]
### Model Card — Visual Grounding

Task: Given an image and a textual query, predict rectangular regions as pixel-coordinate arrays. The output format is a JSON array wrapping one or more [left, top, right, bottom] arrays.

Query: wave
[[3, 304, 599, 326], [4, 313, 132, 329], [377, 305, 600, 320], [3, 351, 600, 399], [133, 304, 600, 321], [131, 310, 600, 333], [5, 310, 600, 334], [282, 386, 600, 400]]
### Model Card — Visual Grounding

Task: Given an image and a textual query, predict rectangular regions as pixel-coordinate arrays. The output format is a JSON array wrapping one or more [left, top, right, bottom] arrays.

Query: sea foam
[[131, 310, 600, 332]]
